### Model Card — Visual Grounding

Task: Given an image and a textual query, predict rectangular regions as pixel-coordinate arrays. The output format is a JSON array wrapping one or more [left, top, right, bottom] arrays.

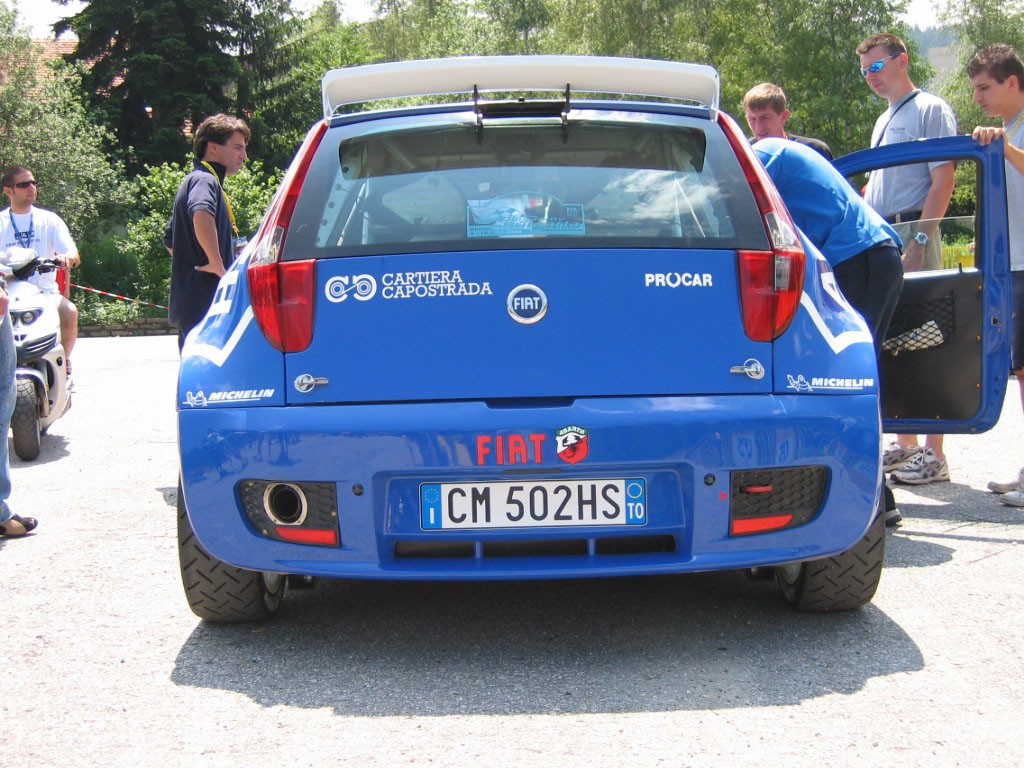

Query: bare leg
[[59, 298, 78, 360]]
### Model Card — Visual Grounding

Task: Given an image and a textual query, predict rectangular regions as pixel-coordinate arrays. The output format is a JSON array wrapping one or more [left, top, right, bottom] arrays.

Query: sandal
[[0, 514, 38, 537]]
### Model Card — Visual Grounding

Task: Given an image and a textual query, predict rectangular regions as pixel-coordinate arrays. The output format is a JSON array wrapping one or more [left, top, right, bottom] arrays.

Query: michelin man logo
[[185, 391, 208, 407], [325, 274, 377, 303], [787, 374, 813, 392]]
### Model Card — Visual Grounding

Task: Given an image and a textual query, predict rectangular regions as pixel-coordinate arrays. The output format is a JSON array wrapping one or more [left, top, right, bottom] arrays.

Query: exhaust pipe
[[262, 482, 308, 526]]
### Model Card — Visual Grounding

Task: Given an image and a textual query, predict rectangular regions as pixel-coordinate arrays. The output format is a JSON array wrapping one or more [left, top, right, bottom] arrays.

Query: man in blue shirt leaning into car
[[755, 137, 905, 525], [754, 137, 903, 354]]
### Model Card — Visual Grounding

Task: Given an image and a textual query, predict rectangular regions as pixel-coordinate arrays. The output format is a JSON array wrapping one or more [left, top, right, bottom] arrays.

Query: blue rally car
[[177, 56, 1010, 621]]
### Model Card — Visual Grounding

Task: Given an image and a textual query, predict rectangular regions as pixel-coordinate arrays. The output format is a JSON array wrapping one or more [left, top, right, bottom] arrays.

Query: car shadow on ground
[[171, 569, 922, 717]]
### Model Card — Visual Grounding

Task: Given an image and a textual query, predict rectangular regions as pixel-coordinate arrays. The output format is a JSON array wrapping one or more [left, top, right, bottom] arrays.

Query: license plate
[[419, 478, 647, 530]]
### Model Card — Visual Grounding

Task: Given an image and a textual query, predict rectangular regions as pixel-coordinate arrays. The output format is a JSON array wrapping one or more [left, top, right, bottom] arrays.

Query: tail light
[[247, 121, 328, 352], [718, 113, 806, 342]]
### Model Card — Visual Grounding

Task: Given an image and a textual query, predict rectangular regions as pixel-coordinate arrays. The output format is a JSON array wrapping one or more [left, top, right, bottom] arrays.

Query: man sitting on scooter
[[0, 166, 80, 373]]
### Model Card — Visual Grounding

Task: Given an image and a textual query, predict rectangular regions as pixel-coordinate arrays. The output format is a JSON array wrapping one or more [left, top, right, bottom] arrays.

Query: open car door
[[834, 135, 1010, 434]]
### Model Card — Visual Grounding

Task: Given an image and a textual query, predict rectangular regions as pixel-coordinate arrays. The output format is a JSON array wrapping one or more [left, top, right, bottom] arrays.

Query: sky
[[16, 0, 939, 40]]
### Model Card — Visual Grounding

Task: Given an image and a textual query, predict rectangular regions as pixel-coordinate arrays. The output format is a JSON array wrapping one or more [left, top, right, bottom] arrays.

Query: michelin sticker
[[183, 388, 277, 408], [786, 374, 875, 393], [325, 270, 492, 303]]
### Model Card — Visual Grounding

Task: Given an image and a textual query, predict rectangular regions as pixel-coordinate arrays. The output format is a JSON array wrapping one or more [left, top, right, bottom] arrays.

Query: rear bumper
[[178, 394, 881, 579]]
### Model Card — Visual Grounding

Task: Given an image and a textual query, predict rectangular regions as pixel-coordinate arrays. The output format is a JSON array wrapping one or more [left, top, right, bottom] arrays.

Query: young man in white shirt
[[0, 166, 81, 367], [966, 45, 1024, 504]]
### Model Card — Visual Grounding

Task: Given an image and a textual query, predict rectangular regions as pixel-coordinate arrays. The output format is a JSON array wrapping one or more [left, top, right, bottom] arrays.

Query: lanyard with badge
[[9, 213, 33, 249], [872, 90, 921, 148], [200, 161, 247, 257]]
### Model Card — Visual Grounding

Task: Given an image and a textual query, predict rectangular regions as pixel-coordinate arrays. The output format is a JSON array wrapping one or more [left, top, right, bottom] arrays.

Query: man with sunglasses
[[857, 34, 957, 273], [857, 33, 957, 486], [0, 166, 81, 369]]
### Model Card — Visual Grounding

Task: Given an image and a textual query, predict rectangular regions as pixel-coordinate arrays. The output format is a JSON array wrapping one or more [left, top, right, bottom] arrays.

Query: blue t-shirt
[[754, 138, 901, 268]]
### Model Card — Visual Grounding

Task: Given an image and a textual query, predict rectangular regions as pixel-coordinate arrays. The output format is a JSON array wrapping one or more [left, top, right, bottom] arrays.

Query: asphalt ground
[[1, 335, 1022, 767]]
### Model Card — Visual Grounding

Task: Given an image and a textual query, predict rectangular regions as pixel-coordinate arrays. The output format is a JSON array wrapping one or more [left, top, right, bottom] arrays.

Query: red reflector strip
[[731, 514, 794, 536], [274, 526, 339, 546], [740, 484, 774, 494]]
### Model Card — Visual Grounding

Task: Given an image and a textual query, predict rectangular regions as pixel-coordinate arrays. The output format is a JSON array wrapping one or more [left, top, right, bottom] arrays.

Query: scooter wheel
[[11, 379, 41, 461]]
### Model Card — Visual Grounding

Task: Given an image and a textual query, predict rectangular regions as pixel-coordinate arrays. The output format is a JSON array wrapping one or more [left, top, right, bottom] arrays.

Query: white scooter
[[0, 246, 72, 460]]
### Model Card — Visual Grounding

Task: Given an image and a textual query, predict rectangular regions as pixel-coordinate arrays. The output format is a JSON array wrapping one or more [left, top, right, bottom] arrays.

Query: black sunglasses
[[14, 180, 38, 189]]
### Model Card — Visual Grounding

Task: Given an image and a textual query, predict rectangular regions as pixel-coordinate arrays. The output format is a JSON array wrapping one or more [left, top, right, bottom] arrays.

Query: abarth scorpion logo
[[556, 425, 590, 464]]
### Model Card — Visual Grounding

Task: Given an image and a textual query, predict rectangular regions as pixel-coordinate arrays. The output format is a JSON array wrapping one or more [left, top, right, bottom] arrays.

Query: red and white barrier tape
[[70, 283, 168, 310]]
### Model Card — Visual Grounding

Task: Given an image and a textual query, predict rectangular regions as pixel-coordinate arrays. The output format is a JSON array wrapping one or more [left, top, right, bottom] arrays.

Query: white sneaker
[[882, 443, 924, 472], [987, 467, 1024, 494], [1000, 489, 1024, 507], [891, 448, 950, 485]]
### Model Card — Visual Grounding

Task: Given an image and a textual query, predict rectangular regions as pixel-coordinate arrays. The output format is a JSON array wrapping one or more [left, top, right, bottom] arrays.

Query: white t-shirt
[[0, 205, 77, 293], [1005, 109, 1024, 271], [865, 90, 958, 218]]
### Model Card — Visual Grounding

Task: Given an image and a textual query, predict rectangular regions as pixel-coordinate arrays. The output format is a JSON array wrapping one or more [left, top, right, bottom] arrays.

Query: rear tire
[[177, 483, 285, 622], [776, 510, 885, 611], [11, 379, 41, 461]]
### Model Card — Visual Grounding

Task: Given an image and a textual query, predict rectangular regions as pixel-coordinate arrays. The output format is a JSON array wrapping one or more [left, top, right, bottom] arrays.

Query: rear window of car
[[282, 108, 769, 259]]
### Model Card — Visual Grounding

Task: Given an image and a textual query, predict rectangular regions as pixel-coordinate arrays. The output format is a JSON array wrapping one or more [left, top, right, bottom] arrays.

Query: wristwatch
[[914, 231, 929, 246]]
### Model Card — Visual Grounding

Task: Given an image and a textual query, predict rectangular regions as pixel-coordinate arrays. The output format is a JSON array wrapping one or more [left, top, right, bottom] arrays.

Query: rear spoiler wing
[[322, 56, 720, 119]]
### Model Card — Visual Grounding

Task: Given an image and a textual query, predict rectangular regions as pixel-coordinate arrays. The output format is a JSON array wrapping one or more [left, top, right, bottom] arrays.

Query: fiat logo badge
[[507, 284, 548, 325]]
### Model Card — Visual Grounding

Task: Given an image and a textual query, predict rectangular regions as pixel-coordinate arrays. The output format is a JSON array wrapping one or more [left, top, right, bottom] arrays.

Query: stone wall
[[79, 317, 176, 338]]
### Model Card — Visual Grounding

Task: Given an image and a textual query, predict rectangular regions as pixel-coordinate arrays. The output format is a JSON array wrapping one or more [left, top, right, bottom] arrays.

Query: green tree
[[55, 0, 241, 170], [117, 161, 282, 314], [546, 0, 909, 156], [0, 7, 127, 248], [246, 1, 373, 169], [548, 0, 686, 58], [474, 0, 553, 53], [234, 0, 303, 165], [366, 0, 475, 61], [937, 0, 1024, 131], [710, 0, 914, 157]]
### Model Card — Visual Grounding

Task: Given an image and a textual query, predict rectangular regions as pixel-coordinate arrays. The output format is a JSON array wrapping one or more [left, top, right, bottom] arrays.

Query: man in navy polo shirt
[[164, 114, 250, 349]]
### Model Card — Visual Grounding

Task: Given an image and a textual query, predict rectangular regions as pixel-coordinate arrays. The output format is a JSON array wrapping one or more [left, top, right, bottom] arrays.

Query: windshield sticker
[[467, 194, 586, 238], [324, 270, 492, 303], [786, 375, 875, 393]]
